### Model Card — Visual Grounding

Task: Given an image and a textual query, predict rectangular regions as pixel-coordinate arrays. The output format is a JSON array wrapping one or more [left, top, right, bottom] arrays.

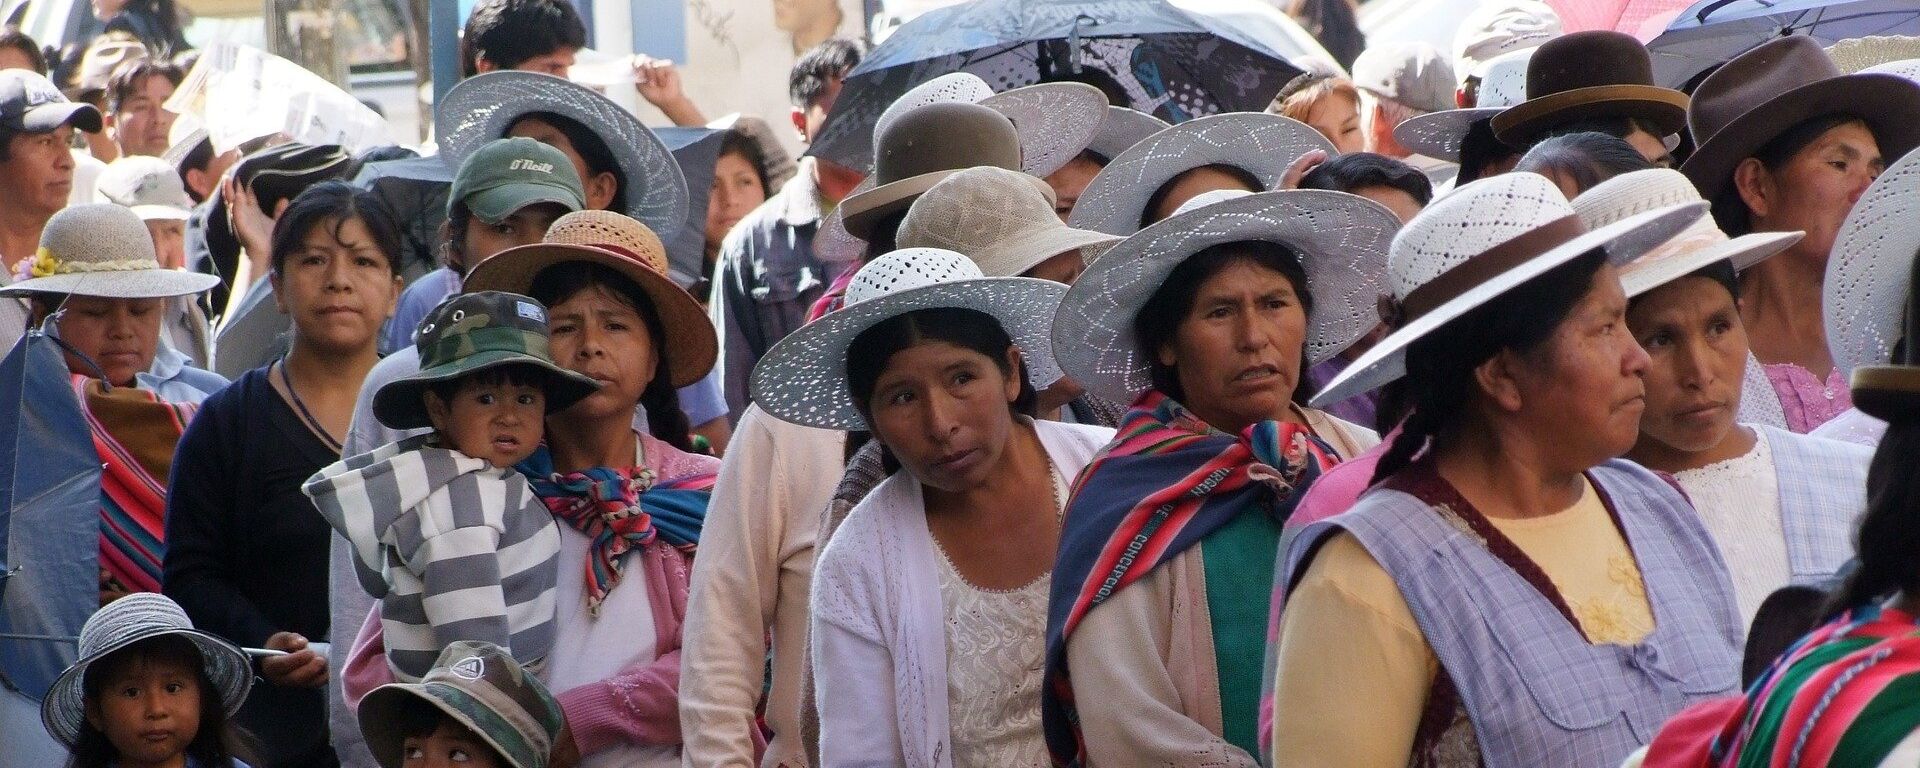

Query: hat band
[[1400, 214, 1586, 322], [30, 248, 163, 279]]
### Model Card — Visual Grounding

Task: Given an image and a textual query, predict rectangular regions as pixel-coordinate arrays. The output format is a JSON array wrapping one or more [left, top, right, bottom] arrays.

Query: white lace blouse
[[1673, 429, 1788, 628]]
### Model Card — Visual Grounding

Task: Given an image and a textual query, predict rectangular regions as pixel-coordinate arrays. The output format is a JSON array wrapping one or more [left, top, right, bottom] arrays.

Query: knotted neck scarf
[[517, 444, 715, 616]]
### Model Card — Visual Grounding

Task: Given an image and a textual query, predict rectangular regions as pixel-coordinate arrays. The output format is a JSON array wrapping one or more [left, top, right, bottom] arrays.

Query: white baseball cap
[[95, 155, 194, 221]]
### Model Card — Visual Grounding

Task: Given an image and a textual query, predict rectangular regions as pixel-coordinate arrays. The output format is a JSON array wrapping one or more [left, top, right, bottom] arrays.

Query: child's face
[[402, 720, 506, 767], [426, 376, 547, 468], [83, 655, 203, 768]]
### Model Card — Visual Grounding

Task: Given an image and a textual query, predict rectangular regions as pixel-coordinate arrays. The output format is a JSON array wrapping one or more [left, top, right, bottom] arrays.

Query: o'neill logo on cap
[[451, 655, 485, 680], [509, 158, 555, 174]]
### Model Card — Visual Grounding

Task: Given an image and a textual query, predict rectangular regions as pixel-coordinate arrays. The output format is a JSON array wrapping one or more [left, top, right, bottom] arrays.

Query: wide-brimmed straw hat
[[838, 101, 1051, 240], [437, 71, 689, 238], [897, 167, 1119, 279], [1054, 189, 1396, 403], [1572, 168, 1801, 298], [1088, 106, 1170, 163], [1395, 47, 1534, 162], [359, 641, 564, 768], [1491, 31, 1688, 147], [463, 210, 716, 388], [1681, 35, 1920, 205], [1862, 59, 1920, 84], [40, 593, 252, 748], [1066, 112, 1337, 236], [750, 248, 1067, 431], [1826, 147, 1920, 376], [1827, 36, 1920, 74], [1311, 172, 1705, 407], [371, 292, 601, 430], [0, 204, 218, 299]]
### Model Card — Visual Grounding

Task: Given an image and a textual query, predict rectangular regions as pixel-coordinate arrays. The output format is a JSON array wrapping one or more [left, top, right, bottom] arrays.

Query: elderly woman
[[1041, 188, 1391, 765], [165, 181, 403, 768], [1067, 113, 1338, 235], [1682, 35, 1920, 433], [344, 209, 721, 767], [1271, 173, 1741, 768]]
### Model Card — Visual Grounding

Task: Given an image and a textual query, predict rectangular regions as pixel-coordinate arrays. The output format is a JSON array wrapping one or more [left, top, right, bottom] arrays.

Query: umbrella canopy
[[807, 0, 1329, 171], [0, 332, 102, 700], [1548, 0, 1694, 38], [1648, 0, 1920, 88], [653, 126, 724, 290]]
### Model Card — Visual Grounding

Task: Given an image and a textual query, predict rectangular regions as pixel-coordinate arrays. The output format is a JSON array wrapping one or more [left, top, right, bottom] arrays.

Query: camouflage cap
[[371, 291, 599, 431], [358, 640, 565, 768]]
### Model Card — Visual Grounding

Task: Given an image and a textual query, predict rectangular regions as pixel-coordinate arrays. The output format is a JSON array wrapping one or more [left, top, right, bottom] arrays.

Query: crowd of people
[[3, 0, 1920, 766]]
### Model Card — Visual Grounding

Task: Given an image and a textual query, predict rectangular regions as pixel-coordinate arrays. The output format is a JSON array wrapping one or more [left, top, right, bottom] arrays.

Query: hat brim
[[40, 627, 251, 748], [1312, 201, 1706, 408], [371, 349, 602, 431], [359, 681, 539, 768], [1394, 108, 1501, 162], [1681, 72, 1920, 204], [842, 169, 1053, 241], [462, 243, 717, 389], [0, 268, 221, 299], [1826, 148, 1920, 374], [129, 204, 192, 221], [436, 71, 689, 238], [751, 277, 1067, 431], [1852, 365, 1920, 423], [24, 102, 103, 134], [1054, 190, 1397, 404], [970, 225, 1121, 279], [1088, 106, 1171, 162], [978, 82, 1110, 178], [1490, 85, 1689, 145], [1067, 113, 1338, 236], [1620, 230, 1801, 299]]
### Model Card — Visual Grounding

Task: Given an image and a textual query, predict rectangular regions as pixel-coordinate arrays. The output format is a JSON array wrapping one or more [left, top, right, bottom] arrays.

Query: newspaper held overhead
[[164, 42, 389, 155]]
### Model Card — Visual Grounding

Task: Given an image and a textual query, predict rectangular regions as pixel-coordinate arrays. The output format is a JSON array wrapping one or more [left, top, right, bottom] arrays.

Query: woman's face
[[53, 295, 163, 387], [1147, 166, 1260, 225], [1156, 259, 1308, 434], [864, 340, 1021, 494], [271, 216, 401, 356], [1303, 92, 1364, 155], [1741, 121, 1881, 264], [706, 150, 766, 254], [546, 283, 658, 421], [1500, 263, 1651, 464], [1627, 276, 1748, 454]]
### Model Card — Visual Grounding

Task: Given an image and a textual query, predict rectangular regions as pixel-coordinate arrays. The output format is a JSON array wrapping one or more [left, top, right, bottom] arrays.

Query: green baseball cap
[[358, 641, 565, 768], [372, 291, 599, 431], [450, 138, 587, 224]]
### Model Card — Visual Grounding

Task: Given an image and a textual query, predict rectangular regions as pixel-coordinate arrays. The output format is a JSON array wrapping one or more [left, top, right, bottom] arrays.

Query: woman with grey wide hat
[[1065, 112, 1338, 236], [1812, 145, 1920, 448], [1682, 35, 1920, 435]]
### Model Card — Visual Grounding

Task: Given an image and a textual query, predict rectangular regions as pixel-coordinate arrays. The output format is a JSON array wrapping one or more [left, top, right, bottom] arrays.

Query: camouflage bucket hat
[[357, 641, 566, 768], [371, 291, 600, 431]]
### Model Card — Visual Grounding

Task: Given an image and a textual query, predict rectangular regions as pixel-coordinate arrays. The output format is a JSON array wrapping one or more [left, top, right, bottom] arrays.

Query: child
[[357, 640, 565, 768], [40, 593, 257, 768], [304, 291, 599, 682]]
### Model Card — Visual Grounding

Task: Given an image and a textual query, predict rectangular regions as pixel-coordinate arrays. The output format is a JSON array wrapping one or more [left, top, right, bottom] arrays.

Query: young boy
[[357, 640, 565, 768], [304, 291, 599, 682]]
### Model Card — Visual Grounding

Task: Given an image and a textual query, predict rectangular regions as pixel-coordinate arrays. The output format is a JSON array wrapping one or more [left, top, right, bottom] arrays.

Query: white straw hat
[[897, 166, 1119, 279], [1827, 36, 1920, 74], [1311, 172, 1705, 407], [1861, 58, 1920, 85], [95, 155, 195, 221], [1394, 47, 1534, 162], [1088, 106, 1170, 162], [1826, 147, 1920, 374], [1066, 112, 1337, 236], [1452, 0, 1561, 80], [0, 204, 219, 299], [1572, 168, 1801, 298], [39, 593, 252, 748], [1053, 188, 1396, 403], [750, 248, 1067, 430]]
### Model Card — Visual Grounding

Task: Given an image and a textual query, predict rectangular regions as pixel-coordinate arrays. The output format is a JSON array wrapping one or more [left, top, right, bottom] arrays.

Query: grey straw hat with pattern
[[898, 166, 1119, 279], [40, 593, 252, 748], [1066, 112, 1337, 236], [371, 291, 600, 431], [1826, 147, 1920, 376], [359, 640, 564, 768], [0, 204, 219, 299], [1089, 106, 1171, 163]]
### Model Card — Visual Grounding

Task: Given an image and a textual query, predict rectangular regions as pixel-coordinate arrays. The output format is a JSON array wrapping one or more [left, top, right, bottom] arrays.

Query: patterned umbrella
[[807, 0, 1330, 171], [1647, 0, 1920, 88], [1547, 0, 1694, 38]]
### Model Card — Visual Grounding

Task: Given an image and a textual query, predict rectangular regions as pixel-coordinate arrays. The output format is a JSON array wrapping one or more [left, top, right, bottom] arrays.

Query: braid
[[1826, 425, 1920, 613]]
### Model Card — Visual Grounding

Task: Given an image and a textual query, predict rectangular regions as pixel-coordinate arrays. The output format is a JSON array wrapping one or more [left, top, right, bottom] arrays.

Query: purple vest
[[1285, 459, 1741, 768]]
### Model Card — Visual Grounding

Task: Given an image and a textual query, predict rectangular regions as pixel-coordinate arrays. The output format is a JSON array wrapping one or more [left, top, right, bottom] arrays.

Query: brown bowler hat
[[1490, 31, 1687, 147], [1680, 35, 1920, 204], [839, 101, 1051, 240]]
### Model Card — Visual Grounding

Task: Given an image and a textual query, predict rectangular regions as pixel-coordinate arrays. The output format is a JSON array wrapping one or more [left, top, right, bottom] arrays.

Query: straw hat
[[1680, 35, 1920, 204], [897, 167, 1119, 279], [359, 641, 564, 768], [1088, 106, 1170, 163], [750, 248, 1067, 431], [865, 73, 1109, 178], [0, 204, 218, 299], [1394, 47, 1534, 162], [1451, 0, 1560, 81], [1311, 172, 1705, 407], [1490, 31, 1688, 147], [1066, 112, 1337, 236], [1826, 148, 1920, 376], [838, 101, 1048, 240], [436, 71, 689, 239], [1862, 59, 1920, 84], [40, 594, 252, 748], [463, 210, 716, 388], [1826, 36, 1920, 74], [1571, 169, 1801, 298], [1053, 189, 1396, 403]]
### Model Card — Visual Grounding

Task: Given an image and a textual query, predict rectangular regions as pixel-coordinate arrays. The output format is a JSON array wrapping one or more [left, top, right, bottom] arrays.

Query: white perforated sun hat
[[1053, 188, 1396, 403], [1826, 148, 1920, 375], [0, 204, 219, 299], [1311, 172, 1705, 408], [1065, 112, 1338, 236], [1861, 58, 1920, 85], [1572, 168, 1801, 298], [1089, 106, 1171, 162], [749, 248, 1067, 430], [1394, 47, 1534, 162], [898, 166, 1120, 279]]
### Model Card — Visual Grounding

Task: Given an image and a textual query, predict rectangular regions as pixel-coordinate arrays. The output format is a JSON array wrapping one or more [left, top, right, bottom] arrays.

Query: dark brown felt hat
[[1491, 30, 1688, 146], [1679, 35, 1920, 204], [839, 101, 1046, 239]]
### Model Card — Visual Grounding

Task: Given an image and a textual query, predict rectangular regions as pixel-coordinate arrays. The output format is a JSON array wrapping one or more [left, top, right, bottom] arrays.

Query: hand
[[259, 632, 329, 688], [1280, 149, 1330, 190], [633, 56, 706, 126], [548, 724, 581, 768], [224, 173, 276, 279]]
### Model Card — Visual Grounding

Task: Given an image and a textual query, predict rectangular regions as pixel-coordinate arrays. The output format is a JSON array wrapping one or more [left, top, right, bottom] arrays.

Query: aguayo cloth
[[75, 376, 195, 596], [519, 445, 715, 616], [1041, 390, 1337, 766]]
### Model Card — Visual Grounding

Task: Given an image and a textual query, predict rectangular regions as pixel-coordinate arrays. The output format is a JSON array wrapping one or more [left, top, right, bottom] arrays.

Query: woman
[[1042, 188, 1391, 765], [1514, 132, 1654, 199], [703, 129, 770, 282], [1681, 35, 1920, 433], [1273, 72, 1367, 155], [1270, 173, 1739, 768], [753, 247, 1111, 766], [345, 209, 721, 767], [1067, 112, 1337, 236], [165, 181, 402, 768]]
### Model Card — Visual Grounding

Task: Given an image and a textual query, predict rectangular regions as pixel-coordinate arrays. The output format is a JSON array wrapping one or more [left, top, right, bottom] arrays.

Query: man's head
[[95, 154, 193, 268], [460, 0, 587, 78], [0, 70, 102, 220], [105, 59, 182, 158], [0, 25, 47, 74], [788, 37, 863, 145], [1351, 42, 1454, 158], [446, 137, 586, 275]]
